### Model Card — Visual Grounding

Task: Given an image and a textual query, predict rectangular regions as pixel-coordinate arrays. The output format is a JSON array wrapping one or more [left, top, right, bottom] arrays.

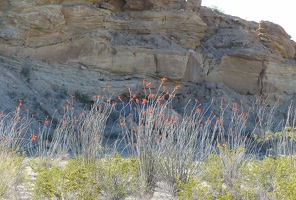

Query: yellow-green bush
[[34, 165, 64, 199], [177, 177, 211, 200], [33, 157, 100, 200], [246, 155, 296, 199], [200, 154, 224, 196], [195, 145, 257, 199], [96, 154, 139, 199], [0, 151, 25, 199], [176, 152, 296, 200], [32, 154, 139, 200], [273, 156, 296, 199]]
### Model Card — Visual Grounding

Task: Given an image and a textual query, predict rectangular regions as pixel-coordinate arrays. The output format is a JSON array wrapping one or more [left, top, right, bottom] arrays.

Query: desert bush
[[177, 176, 212, 200], [0, 102, 34, 153], [199, 153, 230, 199], [0, 100, 55, 158], [63, 157, 100, 199], [117, 79, 177, 192], [217, 144, 256, 199], [33, 164, 64, 199], [48, 95, 114, 162], [243, 155, 296, 199], [96, 153, 139, 199], [116, 79, 216, 194], [251, 99, 296, 157], [74, 91, 91, 104], [0, 150, 25, 199], [4, 79, 296, 199], [155, 99, 216, 195], [32, 155, 139, 200], [0, 103, 41, 198], [33, 156, 100, 200], [117, 80, 256, 196], [272, 156, 296, 199], [177, 152, 258, 200], [197, 145, 257, 199]]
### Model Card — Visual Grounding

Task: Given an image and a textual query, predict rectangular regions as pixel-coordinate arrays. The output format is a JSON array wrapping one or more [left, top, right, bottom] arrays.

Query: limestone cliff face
[[0, 0, 296, 114], [199, 8, 296, 96], [0, 0, 205, 84]]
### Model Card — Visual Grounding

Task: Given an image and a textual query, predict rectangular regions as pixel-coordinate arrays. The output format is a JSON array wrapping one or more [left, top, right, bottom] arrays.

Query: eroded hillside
[[0, 0, 296, 134]]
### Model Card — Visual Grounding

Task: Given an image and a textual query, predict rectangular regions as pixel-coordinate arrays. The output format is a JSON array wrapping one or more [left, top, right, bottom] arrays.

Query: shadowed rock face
[[0, 0, 296, 123]]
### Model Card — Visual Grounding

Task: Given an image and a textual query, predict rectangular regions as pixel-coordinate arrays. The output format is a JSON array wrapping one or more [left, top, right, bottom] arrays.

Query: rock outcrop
[[0, 0, 296, 128], [0, 0, 207, 89], [199, 7, 296, 97]]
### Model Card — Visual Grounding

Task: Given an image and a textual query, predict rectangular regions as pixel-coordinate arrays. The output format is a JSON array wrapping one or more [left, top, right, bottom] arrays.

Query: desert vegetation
[[1, 79, 296, 199]]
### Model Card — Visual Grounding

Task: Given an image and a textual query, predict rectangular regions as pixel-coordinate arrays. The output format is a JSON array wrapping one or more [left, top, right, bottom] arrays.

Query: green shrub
[[199, 145, 257, 199], [74, 91, 90, 104], [200, 154, 224, 197], [243, 157, 276, 194], [49, 95, 113, 162], [63, 157, 100, 200], [238, 154, 296, 199], [0, 151, 25, 199], [33, 155, 139, 200], [33, 157, 100, 200], [5, 81, 296, 199], [177, 177, 211, 200], [273, 157, 296, 199], [34, 165, 63, 199], [97, 154, 139, 199]]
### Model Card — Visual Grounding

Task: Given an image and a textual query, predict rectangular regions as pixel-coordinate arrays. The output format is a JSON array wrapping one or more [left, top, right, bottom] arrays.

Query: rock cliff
[[0, 0, 296, 130]]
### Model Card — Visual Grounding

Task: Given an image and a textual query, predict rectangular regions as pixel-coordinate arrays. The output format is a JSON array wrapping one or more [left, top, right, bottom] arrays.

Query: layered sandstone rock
[[0, 0, 296, 123], [199, 7, 296, 97], [0, 0, 207, 86], [257, 21, 295, 59]]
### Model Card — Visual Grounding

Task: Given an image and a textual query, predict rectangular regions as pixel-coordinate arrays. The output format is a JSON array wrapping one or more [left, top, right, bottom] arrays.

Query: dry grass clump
[[2, 79, 296, 199], [0, 150, 25, 199]]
